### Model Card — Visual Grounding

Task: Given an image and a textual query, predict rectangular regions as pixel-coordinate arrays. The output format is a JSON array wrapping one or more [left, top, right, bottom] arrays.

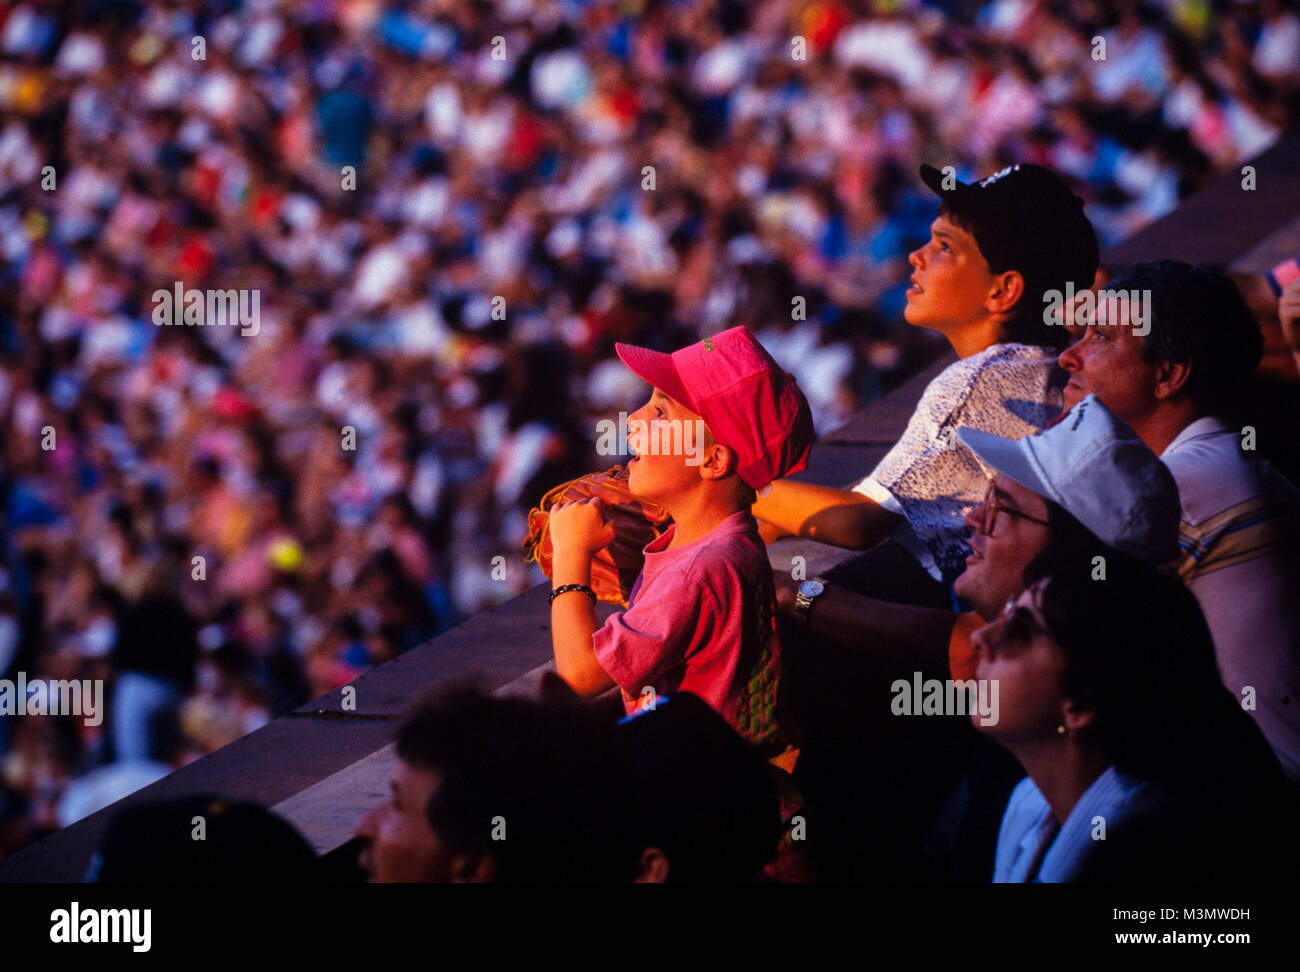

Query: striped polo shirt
[[1161, 416, 1300, 784]]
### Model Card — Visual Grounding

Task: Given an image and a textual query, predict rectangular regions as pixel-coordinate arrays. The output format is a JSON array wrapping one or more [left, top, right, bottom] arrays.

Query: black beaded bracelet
[[550, 583, 596, 605]]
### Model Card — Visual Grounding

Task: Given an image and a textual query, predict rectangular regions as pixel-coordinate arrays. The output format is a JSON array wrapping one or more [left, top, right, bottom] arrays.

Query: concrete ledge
[[0, 587, 615, 881]]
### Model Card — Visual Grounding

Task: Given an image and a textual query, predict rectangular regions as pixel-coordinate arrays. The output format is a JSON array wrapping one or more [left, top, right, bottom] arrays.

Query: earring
[[1056, 724, 1067, 735]]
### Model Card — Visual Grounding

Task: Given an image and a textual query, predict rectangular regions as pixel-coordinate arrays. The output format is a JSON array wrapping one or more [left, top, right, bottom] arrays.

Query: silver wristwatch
[[793, 577, 827, 624]]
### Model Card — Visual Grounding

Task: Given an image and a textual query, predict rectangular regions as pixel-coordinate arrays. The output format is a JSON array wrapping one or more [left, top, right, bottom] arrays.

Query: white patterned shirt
[[853, 343, 1065, 584]]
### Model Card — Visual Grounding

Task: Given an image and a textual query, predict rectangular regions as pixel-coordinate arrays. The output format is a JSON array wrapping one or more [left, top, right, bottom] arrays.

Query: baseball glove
[[523, 465, 672, 606]]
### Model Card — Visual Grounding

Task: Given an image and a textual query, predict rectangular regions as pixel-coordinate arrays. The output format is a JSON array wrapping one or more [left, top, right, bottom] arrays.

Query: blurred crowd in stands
[[1, 0, 1297, 859]]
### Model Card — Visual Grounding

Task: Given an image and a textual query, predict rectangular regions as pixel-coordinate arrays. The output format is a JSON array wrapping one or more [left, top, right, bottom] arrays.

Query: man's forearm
[[756, 517, 791, 545], [806, 585, 956, 677], [549, 549, 615, 696], [752, 479, 902, 550]]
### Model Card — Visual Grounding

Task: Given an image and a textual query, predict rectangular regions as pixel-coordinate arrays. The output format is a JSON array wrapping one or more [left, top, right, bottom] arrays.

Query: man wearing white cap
[[795, 393, 1190, 880], [931, 393, 1290, 881], [953, 393, 1180, 611], [781, 394, 1183, 679]]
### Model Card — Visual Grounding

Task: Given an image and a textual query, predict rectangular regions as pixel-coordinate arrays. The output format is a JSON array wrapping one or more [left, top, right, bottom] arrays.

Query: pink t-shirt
[[592, 510, 793, 754]]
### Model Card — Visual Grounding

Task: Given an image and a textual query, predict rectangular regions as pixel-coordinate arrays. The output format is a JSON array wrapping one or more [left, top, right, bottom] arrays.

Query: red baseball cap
[[614, 326, 815, 491]]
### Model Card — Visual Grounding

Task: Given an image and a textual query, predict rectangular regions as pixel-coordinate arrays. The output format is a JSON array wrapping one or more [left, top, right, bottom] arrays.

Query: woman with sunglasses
[[972, 549, 1293, 882]]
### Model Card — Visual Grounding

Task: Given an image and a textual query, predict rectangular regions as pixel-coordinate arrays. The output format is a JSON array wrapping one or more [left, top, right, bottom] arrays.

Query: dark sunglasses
[[995, 595, 1053, 649]]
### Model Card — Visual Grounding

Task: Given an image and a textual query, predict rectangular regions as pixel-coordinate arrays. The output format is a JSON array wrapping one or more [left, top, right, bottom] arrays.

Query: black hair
[[395, 685, 613, 882], [395, 686, 783, 883], [938, 201, 1070, 352], [1022, 500, 1115, 593], [94, 796, 318, 881], [1022, 550, 1285, 797], [599, 692, 783, 882], [1106, 260, 1262, 421]]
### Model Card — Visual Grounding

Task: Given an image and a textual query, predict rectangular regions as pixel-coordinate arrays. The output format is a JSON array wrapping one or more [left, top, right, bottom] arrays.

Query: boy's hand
[[549, 497, 617, 558]]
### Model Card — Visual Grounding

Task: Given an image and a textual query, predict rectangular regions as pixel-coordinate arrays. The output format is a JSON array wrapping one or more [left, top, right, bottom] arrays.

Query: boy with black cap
[[755, 163, 1099, 616], [547, 325, 814, 760]]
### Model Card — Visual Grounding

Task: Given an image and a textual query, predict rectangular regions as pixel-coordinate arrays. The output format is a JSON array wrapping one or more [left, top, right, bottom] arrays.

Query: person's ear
[[1062, 699, 1095, 735], [635, 847, 671, 883], [697, 439, 735, 482], [450, 852, 497, 883], [986, 269, 1026, 317], [1151, 358, 1192, 401]]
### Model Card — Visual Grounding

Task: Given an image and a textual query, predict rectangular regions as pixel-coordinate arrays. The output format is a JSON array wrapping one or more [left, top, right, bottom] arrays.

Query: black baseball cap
[[919, 163, 1099, 297]]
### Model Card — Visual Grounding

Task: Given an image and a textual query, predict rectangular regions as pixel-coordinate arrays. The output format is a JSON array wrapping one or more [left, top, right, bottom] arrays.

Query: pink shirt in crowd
[[592, 510, 794, 755]]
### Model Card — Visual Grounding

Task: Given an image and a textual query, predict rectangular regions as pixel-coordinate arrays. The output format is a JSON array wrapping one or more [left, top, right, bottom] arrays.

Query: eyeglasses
[[997, 595, 1052, 647], [978, 480, 1051, 536]]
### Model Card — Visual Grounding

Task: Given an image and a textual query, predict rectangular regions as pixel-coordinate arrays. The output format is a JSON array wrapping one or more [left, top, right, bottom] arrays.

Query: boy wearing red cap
[[547, 326, 814, 759]]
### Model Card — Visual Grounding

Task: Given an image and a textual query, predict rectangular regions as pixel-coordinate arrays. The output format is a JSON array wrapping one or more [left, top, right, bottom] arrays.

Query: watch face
[[798, 580, 824, 598]]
